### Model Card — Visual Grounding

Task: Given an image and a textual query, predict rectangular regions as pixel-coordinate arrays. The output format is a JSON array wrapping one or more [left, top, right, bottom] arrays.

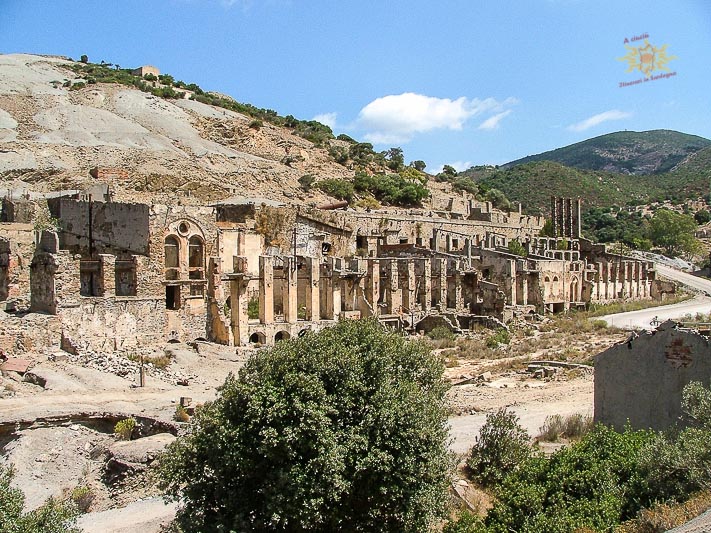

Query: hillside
[[461, 161, 645, 214], [462, 148, 711, 215], [0, 54, 421, 208], [502, 130, 711, 175]]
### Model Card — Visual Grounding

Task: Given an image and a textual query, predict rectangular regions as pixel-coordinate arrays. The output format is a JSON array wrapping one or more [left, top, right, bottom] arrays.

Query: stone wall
[[0, 223, 35, 301], [59, 297, 167, 352], [594, 323, 711, 431], [50, 198, 150, 256]]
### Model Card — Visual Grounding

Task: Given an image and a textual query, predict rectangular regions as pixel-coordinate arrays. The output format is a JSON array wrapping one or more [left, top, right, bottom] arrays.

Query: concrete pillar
[[366, 259, 380, 316], [331, 262, 342, 320], [454, 269, 464, 310], [230, 278, 249, 345], [507, 259, 517, 306], [400, 259, 416, 312], [284, 257, 298, 324], [385, 259, 401, 314], [421, 258, 432, 312], [305, 256, 320, 321], [259, 256, 274, 324]]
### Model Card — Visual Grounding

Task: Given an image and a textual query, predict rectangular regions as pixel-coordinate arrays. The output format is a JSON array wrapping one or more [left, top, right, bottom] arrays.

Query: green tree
[[649, 209, 701, 257], [158, 319, 452, 532], [410, 160, 426, 172], [383, 147, 405, 171], [79, 55, 88, 64], [0, 465, 79, 533], [466, 408, 530, 487], [694, 209, 711, 225], [507, 239, 527, 257], [485, 188, 512, 211], [315, 178, 354, 202]]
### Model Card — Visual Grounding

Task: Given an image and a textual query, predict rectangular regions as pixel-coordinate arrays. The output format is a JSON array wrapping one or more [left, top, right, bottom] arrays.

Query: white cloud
[[313, 112, 337, 129], [357, 92, 517, 144], [567, 110, 632, 132], [478, 110, 512, 130], [431, 161, 473, 174]]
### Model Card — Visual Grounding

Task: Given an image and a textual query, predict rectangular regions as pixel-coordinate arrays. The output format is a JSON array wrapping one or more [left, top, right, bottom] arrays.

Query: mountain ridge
[[501, 129, 711, 176]]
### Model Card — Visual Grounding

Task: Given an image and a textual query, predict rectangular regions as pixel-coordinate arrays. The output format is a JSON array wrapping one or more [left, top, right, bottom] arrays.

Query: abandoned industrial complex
[[0, 180, 672, 353]]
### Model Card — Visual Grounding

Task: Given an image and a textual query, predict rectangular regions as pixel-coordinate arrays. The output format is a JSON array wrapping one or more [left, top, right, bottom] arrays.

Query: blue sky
[[1, 0, 709, 173]]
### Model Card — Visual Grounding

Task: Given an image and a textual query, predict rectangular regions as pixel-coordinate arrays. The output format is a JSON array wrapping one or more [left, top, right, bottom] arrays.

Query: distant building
[[131, 65, 160, 78]]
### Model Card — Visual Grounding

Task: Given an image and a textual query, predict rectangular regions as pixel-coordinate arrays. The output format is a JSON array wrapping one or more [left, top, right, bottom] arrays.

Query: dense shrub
[[0, 465, 80, 532], [353, 171, 428, 206], [315, 179, 354, 202], [158, 319, 452, 532], [466, 408, 530, 487], [114, 417, 136, 441]]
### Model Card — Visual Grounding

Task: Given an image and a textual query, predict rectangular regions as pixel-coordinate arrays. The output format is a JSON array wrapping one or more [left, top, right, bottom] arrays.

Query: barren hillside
[[0, 54, 365, 206]]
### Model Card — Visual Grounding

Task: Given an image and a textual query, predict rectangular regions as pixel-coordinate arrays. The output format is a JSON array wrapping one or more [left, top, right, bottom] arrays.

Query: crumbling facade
[[0, 190, 665, 349], [595, 321, 711, 431]]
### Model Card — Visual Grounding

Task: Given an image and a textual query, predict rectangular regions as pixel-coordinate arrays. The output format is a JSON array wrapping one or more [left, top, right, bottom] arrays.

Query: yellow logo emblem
[[618, 39, 677, 77]]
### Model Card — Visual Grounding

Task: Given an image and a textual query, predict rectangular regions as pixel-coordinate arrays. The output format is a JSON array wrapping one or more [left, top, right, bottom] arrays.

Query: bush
[[328, 145, 349, 165], [298, 174, 315, 191], [538, 414, 565, 442], [353, 171, 429, 206], [485, 328, 511, 348], [114, 418, 136, 441], [426, 326, 456, 341], [158, 319, 452, 532], [482, 425, 656, 532], [507, 239, 527, 257], [467, 408, 530, 487], [247, 297, 259, 320], [175, 405, 190, 423], [248, 119, 262, 130], [69, 485, 94, 513], [0, 464, 80, 532], [315, 178, 354, 202]]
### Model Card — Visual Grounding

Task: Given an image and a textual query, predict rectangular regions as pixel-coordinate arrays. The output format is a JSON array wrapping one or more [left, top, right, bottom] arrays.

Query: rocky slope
[[0, 53, 357, 206]]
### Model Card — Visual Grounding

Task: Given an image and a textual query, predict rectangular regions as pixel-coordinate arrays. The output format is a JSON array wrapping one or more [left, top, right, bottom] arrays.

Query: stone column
[[366, 259, 380, 317], [436, 258, 447, 310], [507, 259, 517, 305], [259, 256, 274, 324], [384, 259, 401, 314], [284, 257, 298, 324], [454, 269, 464, 311], [521, 273, 528, 305], [421, 258, 432, 312], [400, 259, 416, 312], [331, 259, 342, 319], [230, 278, 249, 345], [304, 256, 320, 321]]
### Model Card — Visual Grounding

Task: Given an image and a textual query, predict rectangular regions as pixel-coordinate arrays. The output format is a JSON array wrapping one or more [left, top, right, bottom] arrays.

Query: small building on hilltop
[[594, 321, 711, 431]]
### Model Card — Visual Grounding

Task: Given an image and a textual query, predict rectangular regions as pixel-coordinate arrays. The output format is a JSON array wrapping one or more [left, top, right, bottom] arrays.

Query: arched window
[[165, 236, 179, 268], [188, 236, 204, 268]]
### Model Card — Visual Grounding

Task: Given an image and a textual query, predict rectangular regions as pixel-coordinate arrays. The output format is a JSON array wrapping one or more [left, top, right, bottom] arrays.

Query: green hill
[[502, 130, 711, 175], [461, 161, 645, 214]]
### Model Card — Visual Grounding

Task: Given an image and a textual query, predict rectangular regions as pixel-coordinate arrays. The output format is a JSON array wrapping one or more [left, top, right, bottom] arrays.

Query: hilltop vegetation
[[69, 60, 336, 147], [458, 144, 711, 215], [502, 130, 711, 175]]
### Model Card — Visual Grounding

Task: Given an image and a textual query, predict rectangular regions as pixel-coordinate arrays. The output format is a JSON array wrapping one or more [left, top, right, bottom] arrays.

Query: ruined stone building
[[0, 191, 668, 351], [595, 321, 711, 431]]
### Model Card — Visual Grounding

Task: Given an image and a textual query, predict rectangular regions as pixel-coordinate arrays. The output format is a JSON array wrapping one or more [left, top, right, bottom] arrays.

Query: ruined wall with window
[[0, 223, 35, 303]]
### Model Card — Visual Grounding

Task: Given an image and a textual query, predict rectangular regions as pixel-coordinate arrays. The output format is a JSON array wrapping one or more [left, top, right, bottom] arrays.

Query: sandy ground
[[447, 374, 593, 455]]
